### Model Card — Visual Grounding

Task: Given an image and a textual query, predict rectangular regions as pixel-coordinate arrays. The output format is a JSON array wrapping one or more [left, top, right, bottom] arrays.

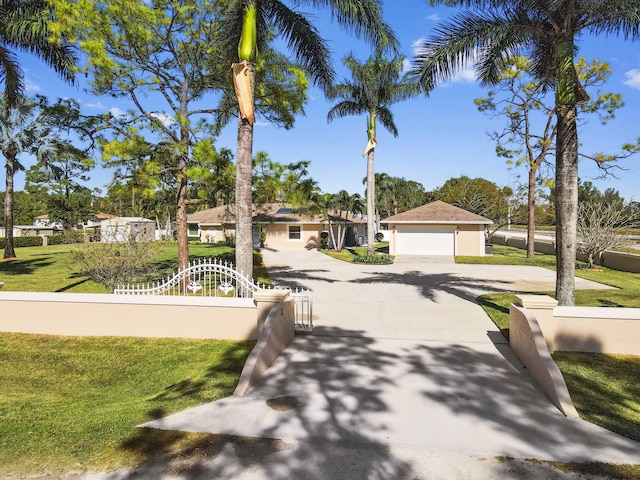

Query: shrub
[[48, 232, 84, 245], [0, 236, 43, 249], [70, 238, 160, 291], [352, 254, 393, 264]]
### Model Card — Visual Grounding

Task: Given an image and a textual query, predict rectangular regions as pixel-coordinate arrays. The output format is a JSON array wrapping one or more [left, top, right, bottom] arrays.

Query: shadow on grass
[[553, 352, 640, 443], [0, 256, 55, 275]]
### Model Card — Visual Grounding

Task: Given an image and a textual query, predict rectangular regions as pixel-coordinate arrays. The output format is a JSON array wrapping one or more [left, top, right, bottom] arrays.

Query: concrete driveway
[[136, 249, 638, 480]]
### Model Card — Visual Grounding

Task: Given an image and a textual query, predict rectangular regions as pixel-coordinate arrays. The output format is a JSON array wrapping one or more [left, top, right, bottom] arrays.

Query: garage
[[395, 225, 455, 256], [385, 201, 492, 257]]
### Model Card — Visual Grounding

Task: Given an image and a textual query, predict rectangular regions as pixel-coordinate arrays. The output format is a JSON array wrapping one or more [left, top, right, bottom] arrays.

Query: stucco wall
[[264, 223, 323, 249], [513, 295, 640, 355], [509, 304, 579, 418], [492, 233, 640, 273], [235, 297, 295, 396], [0, 292, 258, 340], [456, 224, 486, 256]]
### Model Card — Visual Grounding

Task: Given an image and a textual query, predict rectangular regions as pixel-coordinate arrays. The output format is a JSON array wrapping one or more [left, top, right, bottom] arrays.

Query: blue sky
[[10, 0, 640, 203]]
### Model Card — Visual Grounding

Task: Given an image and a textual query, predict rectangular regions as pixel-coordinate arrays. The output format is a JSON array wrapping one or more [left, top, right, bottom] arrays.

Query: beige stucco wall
[[197, 225, 232, 243], [0, 292, 259, 340], [456, 224, 486, 256], [492, 233, 640, 274], [235, 296, 295, 396], [509, 304, 580, 418], [263, 223, 324, 249], [514, 295, 640, 355]]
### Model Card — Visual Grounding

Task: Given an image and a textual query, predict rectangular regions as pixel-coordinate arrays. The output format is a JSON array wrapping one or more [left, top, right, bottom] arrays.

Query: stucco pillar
[[514, 295, 558, 352], [254, 289, 290, 333]]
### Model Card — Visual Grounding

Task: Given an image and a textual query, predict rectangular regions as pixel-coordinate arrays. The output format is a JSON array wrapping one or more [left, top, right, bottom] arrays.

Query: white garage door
[[397, 226, 455, 256]]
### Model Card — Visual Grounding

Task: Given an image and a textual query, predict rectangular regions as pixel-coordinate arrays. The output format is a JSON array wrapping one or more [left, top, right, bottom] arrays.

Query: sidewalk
[[115, 249, 638, 479]]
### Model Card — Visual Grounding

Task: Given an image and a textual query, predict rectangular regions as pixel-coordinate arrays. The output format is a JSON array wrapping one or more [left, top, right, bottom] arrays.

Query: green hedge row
[[48, 232, 84, 245], [0, 232, 85, 249], [0, 236, 43, 249]]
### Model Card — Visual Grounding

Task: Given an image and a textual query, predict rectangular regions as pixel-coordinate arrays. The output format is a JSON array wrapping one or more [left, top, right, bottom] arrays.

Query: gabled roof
[[187, 203, 366, 225], [384, 201, 492, 224]]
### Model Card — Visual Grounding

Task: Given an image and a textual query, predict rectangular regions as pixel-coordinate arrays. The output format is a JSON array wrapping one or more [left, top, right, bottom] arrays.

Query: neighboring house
[[384, 201, 492, 256], [100, 217, 155, 243], [187, 204, 367, 249]]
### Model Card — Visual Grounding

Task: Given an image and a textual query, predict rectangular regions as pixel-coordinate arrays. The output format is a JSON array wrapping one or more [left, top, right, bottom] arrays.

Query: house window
[[287, 225, 302, 241], [188, 223, 199, 237]]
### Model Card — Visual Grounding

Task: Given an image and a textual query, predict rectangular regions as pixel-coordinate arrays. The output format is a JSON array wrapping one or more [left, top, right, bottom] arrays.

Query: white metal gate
[[113, 257, 312, 331]]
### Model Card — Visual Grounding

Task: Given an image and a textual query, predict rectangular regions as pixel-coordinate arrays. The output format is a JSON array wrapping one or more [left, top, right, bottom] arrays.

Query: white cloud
[[150, 112, 175, 127], [426, 13, 440, 22], [623, 69, 640, 89], [402, 58, 413, 74], [25, 79, 41, 92], [411, 38, 426, 56], [84, 100, 108, 109], [109, 107, 127, 118], [450, 67, 477, 84]]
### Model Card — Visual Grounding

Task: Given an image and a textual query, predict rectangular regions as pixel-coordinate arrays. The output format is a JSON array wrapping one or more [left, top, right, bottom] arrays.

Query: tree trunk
[[526, 167, 536, 258], [555, 104, 578, 306], [175, 166, 189, 272], [3, 153, 16, 259], [366, 148, 375, 257]]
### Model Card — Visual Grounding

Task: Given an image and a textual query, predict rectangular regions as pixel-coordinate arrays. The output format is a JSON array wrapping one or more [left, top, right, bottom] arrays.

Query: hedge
[[0, 236, 44, 249], [48, 232, 84, 245]]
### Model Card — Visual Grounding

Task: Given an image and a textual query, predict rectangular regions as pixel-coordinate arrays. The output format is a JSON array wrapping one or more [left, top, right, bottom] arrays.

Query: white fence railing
[[114, 257, 313, 331]]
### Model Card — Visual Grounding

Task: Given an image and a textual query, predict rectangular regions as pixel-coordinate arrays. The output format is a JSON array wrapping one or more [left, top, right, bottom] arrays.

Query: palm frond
[[326, 99, 366, 122], [265, 0, 334, 89], [300, 0, 398, 52]]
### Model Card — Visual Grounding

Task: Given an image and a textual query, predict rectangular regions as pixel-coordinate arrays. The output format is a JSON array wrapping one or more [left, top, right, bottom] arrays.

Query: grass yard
[[0, 242, 268, 293], [464, 244, 640, 478], [0, 333, 254, 476], [0, 241, 267, 476]]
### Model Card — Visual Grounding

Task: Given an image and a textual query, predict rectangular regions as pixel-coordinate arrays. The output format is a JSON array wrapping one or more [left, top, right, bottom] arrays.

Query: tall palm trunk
[[366, 148, 375, 257], [554, 103, 578, 306], [554, 39, 581, 306], [3, 153, 16, 259], [235, 62, 256, 277]]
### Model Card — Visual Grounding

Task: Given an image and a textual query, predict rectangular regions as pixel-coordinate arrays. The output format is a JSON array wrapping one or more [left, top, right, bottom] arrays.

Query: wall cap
[[555, 305, 640, 320], [515, 294, 558, 310], [254, 289, 290, 303]]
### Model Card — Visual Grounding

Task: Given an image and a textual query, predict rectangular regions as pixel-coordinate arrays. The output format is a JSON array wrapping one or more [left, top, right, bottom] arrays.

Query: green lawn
[[462, 244, 640, 478], [0, 242, 265, 476], [0, 242, 268, 292], [0, 333, 254, 476]]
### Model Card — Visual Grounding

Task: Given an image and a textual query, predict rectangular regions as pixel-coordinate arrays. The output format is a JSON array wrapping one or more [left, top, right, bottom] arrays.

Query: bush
[[352, 254, 393, 264], [70, 238, 160, 291], [48, 232, 84, 245], [0, 236, 43, 249]]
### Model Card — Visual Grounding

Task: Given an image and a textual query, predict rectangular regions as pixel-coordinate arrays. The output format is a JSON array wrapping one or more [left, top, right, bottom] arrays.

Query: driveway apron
[[143, 248, 640, 474]]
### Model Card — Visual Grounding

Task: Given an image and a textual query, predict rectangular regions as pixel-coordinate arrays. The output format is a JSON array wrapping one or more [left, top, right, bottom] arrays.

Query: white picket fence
[[113, 257, 312, 331]]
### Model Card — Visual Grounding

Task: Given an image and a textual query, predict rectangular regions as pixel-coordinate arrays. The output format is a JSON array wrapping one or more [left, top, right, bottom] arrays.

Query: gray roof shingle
[[384, 201, 492, 224]]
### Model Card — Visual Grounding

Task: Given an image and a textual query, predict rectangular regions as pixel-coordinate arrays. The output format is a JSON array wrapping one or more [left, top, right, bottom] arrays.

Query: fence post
[[254, 289, 290, 333]]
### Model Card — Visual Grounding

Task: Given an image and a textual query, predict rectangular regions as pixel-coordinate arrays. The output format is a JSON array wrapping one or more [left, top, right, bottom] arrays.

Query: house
[[100, 217, 155, 243], [384, 201, 492, 256], [187, 204, 367, 249]]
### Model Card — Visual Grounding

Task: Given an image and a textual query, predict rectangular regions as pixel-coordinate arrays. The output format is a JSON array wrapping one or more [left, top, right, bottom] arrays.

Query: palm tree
[[1, 0, 76, 106], [221, 0, 396, 276], [327, 53, 417, 257], [1, 97, 63, 258], [411, 0, 640, 305]]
